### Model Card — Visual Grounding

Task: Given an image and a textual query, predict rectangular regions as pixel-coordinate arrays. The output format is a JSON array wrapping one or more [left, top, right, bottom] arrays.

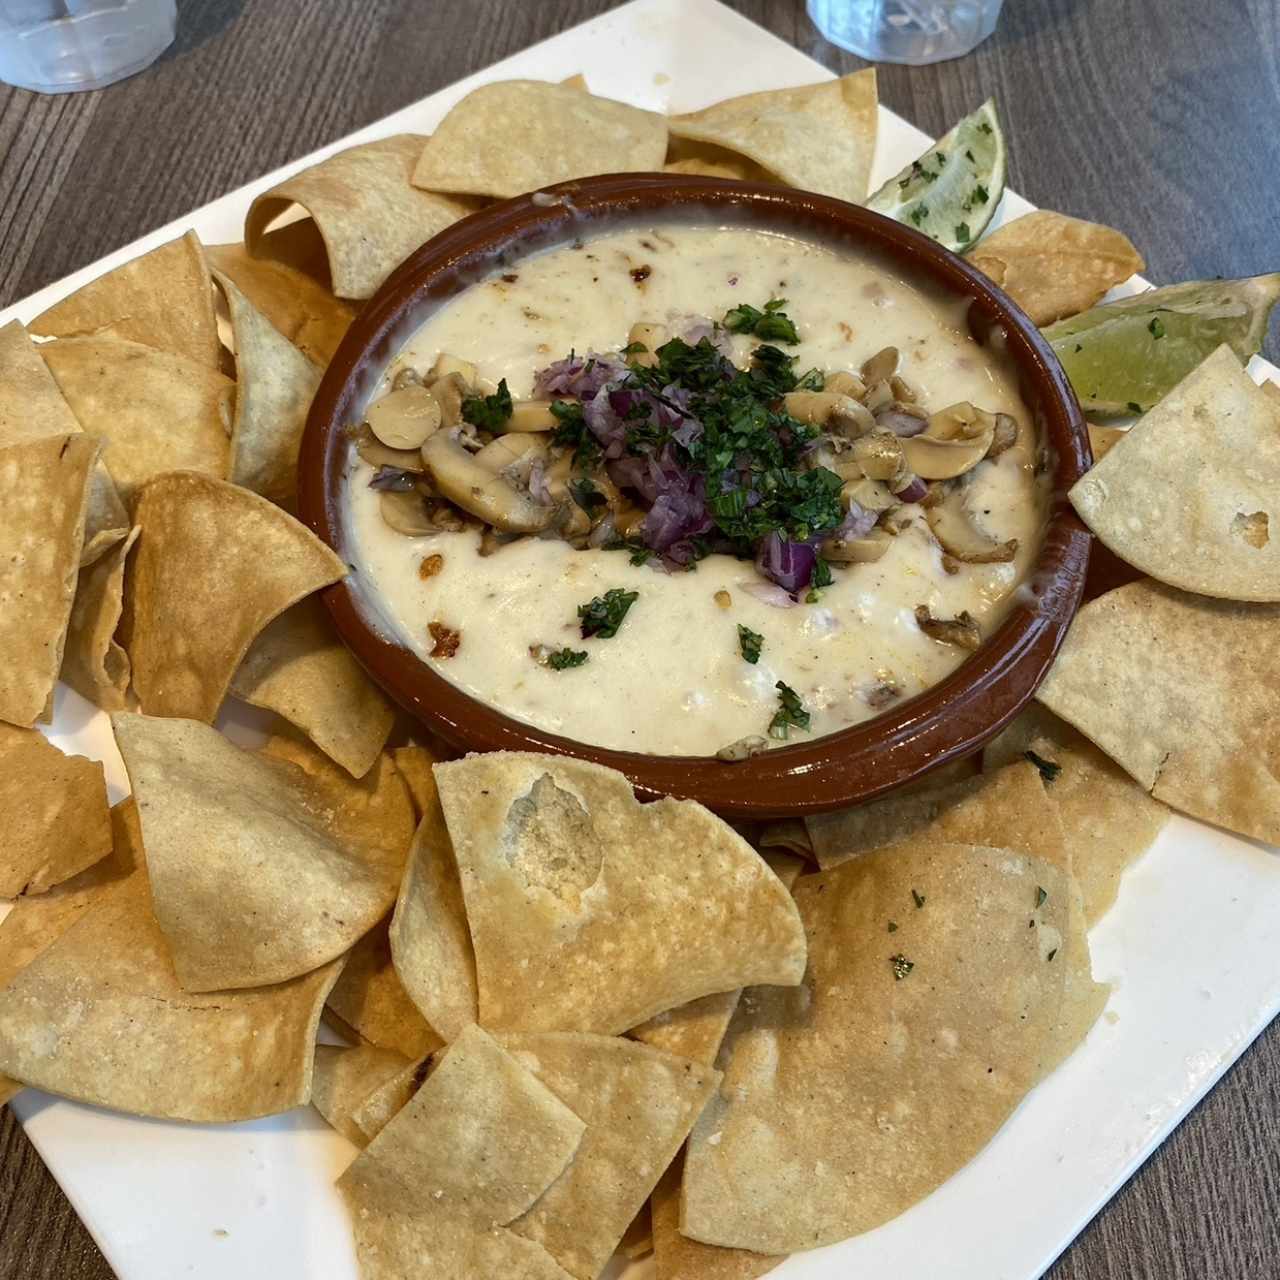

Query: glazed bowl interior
[[297, 173, 1091, 819]]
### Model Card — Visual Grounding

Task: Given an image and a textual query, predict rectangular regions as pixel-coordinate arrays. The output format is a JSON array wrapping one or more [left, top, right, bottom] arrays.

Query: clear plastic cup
[[0, 0, 176, 94], [807, 0, 1005, 65]]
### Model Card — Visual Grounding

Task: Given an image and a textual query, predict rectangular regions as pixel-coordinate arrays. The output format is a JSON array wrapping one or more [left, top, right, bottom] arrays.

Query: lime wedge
[[1044, 274, 1280, 416], [866, 99, 1006, 253]]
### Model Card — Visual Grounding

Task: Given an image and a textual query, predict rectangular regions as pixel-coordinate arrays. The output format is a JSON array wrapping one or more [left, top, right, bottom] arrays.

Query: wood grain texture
[[0, 2, 1277, 1278]]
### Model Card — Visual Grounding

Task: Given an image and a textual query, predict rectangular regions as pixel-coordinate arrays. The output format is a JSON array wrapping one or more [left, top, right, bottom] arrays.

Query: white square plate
[[3, 2, 1278, 1278]]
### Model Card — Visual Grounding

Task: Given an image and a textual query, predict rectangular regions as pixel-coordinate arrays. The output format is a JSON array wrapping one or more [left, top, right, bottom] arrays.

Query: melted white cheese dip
[[345, 225, 1045, 757]]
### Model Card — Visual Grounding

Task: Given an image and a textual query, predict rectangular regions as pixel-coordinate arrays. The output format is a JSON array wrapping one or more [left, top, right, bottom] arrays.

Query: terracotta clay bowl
[[297, 173, 1091, 820]]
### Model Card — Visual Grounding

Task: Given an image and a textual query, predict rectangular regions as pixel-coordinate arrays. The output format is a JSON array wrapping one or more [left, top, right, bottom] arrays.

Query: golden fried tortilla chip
[[391, 744, 440, 814], [247, 136, 484, 301], [41, 334, 233, 505], [0, 433, 97, 727], [411, 81, 668, 200], [122, 471, 345, 722], [1088, 421, 1126, 461], [59, 525, 139, 711], [312, 1042, 413, 1146], [1070, 346, 1280, 601], [339, 1024, 584, 1280], [805, 758, 1064, 870], [499, 1033, 719, 1280], [663, 137, 775, 182], [630, 853, 805, 1068], [0, 873, 342, 1121], [114, 714, 413, 991], [681, 841, 1092, 1254], [389, 763, 478, 1043], [230, 598, 394, 778], [435, 753, 807, 1035], [213, 271, 322, 510], [560, 73, 588, 91], [669, 71, 878, 204], [1038, 578, 1280, 843], [29, 231, 219, 370], [326, 918, 444, 1060], [754, 818, 813, 861], [0, 724, 111, 898], [349, 1050, 432, 1145], [206, 241, 355, 366], [985, 704, 1169, 926], [967, 211, 1145, 325]]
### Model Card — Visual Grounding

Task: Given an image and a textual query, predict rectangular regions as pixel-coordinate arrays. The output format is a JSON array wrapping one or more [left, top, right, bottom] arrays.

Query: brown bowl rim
[[297, 173, 1091, 819]]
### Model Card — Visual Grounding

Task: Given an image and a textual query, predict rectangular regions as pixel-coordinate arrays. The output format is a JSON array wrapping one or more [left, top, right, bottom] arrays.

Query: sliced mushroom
[[783, 390, 859, 426], [478, 526, 522, 556], [926, 490, 1019, 565], [379, 489, 438, 536], [824, 370, 866, 399], [851, 431, 907, 482], [627, 322, 667, 368], [355, 424, 427, 473], [830, 396, 876, 439], [429, 353, 478, 386], [499, 399, 558, 433], [926, 401, 998, 442], [889, 374, 918, 404], [860, 345, 899, 385], [422, 431, 554, 533], [429, 372, 467, 428], [823, 528, 892, 562], [986, 413, 1020, 458], [367, 384, 443, 450], [901, 418, 995, 479], [472, 434, 550, 476], [841, 476, 898, 513], [391, 366, 423, 390], [915, 604, 982, 651]]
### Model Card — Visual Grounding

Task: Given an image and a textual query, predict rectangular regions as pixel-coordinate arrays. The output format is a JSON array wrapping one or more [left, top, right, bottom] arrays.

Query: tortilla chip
[[985, 705, 1170, 926], [754, 818, 813, 861], [680, 841, 1090, 1254], [630, 853, 805, 1067], [229, 597, 394, 778], [59, 525, 139, 711], [1038, 578, 1280, 843], [805, 758, 1065, 870], [499, 1033, 720, 1280], [0, 724, 111, 898], [652, 1155, 782, 1280], [389, 762, 477, 1042], [206, 241, 355, 366], [967, 211, 1145, 325], [349, 1050, 432, 1144], [560, 73, 588, 91], [0, 796, 141, 1103], [391, 744, 440, 814], [339, 1024, 585, 1280], [122, 470, 345, 722], [114, 714, 413, 991], [29, 231, 219, 370], [435, 753, 806, 1035], [663, 138, 775, 182], [326, 918, 444, 1060], [212, 271, 322, 510], [1088, 421, 1126, 461], [0, 320, 128, 559], [1070, 346, 1280, 601], [411, 81, 668, 199], [0, 871, 342, 1121], [247, 136, 484, 301], [617, 1207, 653, 1260], [312, 1042, 413, 1146], [0, 433, 97, 727], [41, 334, 233, 505], [669, 71, 878, 204]]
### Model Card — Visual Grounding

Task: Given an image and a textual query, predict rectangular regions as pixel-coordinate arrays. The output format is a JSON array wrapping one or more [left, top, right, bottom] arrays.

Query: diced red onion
[[837, 501, 878, 540], [875, 408, 929, 437], [894, 475, 928, 504], [755, 531, 818, 595], [740, 579, 798, 609]]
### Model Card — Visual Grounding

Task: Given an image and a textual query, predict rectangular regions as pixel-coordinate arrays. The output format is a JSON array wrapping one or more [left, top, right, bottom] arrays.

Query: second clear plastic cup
[[807, 0, 1005, 65]]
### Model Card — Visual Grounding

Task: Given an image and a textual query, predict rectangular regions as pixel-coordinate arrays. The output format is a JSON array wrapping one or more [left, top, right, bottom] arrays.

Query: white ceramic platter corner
[[2, 1, 1278, 1277]]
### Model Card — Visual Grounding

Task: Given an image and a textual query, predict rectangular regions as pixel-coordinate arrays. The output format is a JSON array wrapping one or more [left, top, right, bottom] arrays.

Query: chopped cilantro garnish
[[546, 647, 588, 670], [577, 587, 638, 639], [737, 624, 764, 664], [461, 377, 513, 430], [909, 204, 930, 227], [972, 183, 990, 205], [619, 340, 649, 356], [768, 681, 811, 740], [890, 954, 914, 979], [911, 888, 926, 909], [570, 477, 607, 513], [811, 557, 833, 591], [1035, 886, 1048, 910], [722, 298, 800, 344], [629, 546, 652, 566], [550, 399, 600, 467], [1148, 317, 1166, 339], [955, 221, 972, 243], [1025, 749, 1062, 784]]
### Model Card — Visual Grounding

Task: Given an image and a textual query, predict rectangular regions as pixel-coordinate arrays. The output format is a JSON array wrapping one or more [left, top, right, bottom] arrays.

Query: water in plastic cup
[[0, 0, 176, 93], [807, 0, 1005, 65]]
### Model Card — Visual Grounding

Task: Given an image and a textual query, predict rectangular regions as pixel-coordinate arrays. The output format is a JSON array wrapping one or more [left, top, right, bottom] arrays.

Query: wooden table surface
[[1, 1, 1277, 1276]]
